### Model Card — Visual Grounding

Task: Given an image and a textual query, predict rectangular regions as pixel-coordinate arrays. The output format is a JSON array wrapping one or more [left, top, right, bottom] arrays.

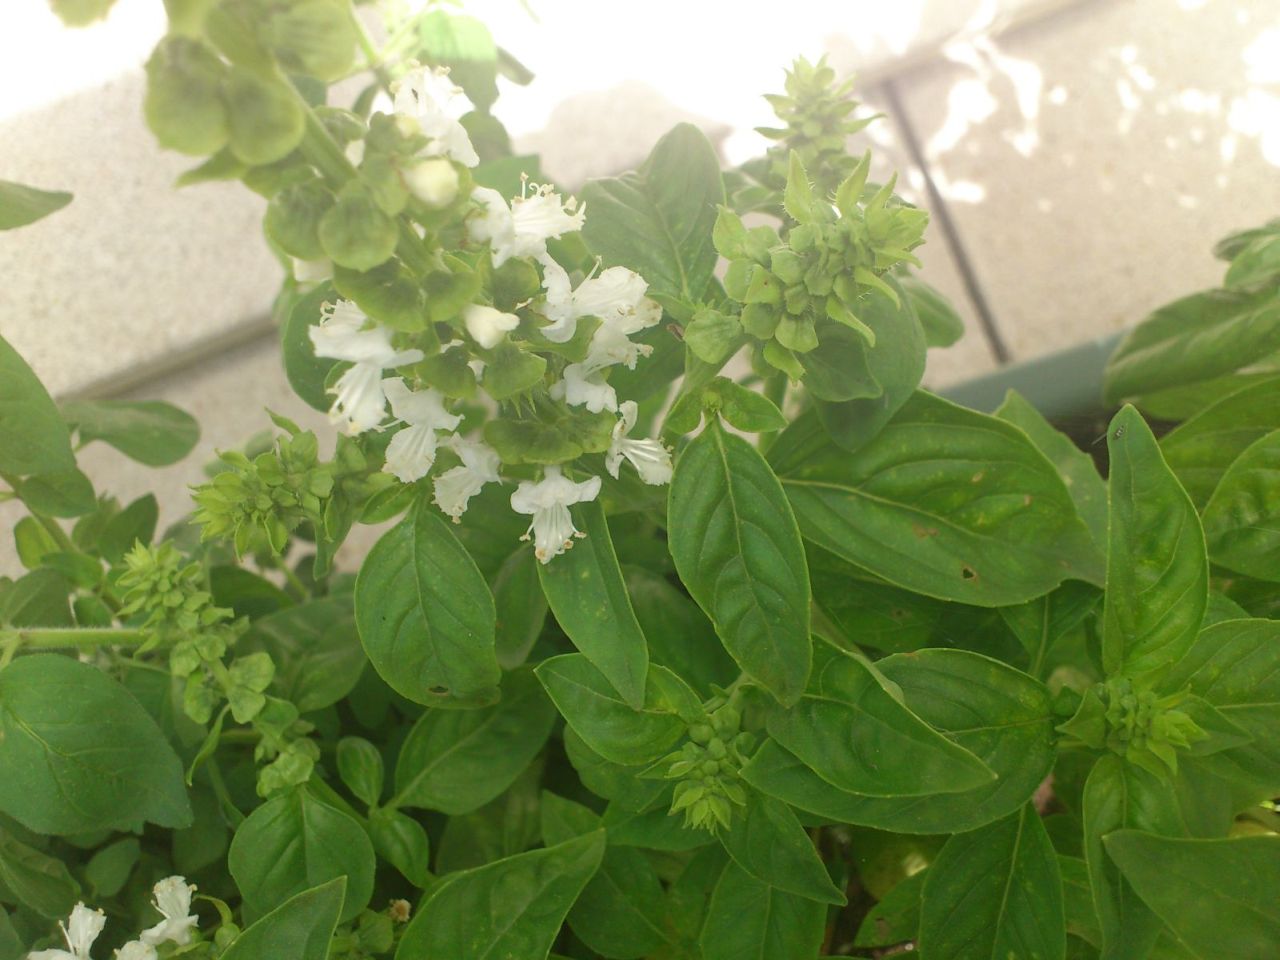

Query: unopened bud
[[404, 157, 460, 209]]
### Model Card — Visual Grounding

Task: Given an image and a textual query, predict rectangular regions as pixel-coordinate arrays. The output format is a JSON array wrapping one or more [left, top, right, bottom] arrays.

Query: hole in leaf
[[961, 566, 978, 581], [428, 686, 450, 695]]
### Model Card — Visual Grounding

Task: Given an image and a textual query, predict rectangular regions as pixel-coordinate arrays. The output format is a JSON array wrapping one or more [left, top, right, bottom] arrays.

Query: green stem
[[34, 514, 76, 554], [0, 627, 149, 650], [278, 562, 311, 601]]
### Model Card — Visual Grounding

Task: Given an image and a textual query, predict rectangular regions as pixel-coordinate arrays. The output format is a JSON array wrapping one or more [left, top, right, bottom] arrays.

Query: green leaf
[[537, 500, 649, 707], [814, 282, 926, 451], [10, 468, 96, 518], [98, 494, 158, 563], [1201, 429, 1280, 581], [436, 763, 542, 872], [535, 654, 690, 767], [0, 335, 75, 477], [228, 788, 374, 924], [808, 552, 945, 654], [220, 877, 347, 960], [668, 420, 811, 705], [562, 727, 666, 813], [246, 598, 365, 713], [1104, 831, 1280, 960], [719, 793, 845, 905], [1082, 755, 1185, 960], [0, 654, 191, 834], [61, 399, 199, 467], [355, 506, 500, 707], [996, 389, 1108, 551], [1103, 406, 1207, 678], [368, 807, 431, 887], [1160, 376, 1280, 509], [783, 151, 821, 224], [901, 274, 964, 347], [699, 861, 826, 960], [1159, 618, 1280, 795], [492, 547, 548, 670], [919, 805, 1065, 960], [392, 668, 554, 815], [0, 907, 22, 960], [581, 123, 723, 302], [797, 322, 880, 402], [84, 836, 139, 898], [703, 377, 786, 434], [743, 650, 1055, 834], [782, 391, 1101, 606], [336, 737, 384, 808], [394, 830, 606, 960], [0, 826, 79, 918], [1103, 287, 1280, 410], [767, 648, 993, 798], [854, 870, 924, 948], [601, 801, 710, 852], [541, 794, 674, 958], [625, 567, 737, 696], [1225, 233, 1280, 290], [1, 569, 72, 627], [998, 580, 1101, 679], [0, 180, 72, 230], [416, 11, 499, 111]]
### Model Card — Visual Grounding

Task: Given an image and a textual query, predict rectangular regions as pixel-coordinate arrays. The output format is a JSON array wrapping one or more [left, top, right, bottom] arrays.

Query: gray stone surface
[[896, 0, 1280, 361], [0, 71, 280, 398]]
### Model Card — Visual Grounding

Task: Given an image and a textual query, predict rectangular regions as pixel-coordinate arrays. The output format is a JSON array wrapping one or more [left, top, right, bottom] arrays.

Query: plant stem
[[0, 627, 150, 650], [278, 562, 311, 600], [34, 513, 76, 554]]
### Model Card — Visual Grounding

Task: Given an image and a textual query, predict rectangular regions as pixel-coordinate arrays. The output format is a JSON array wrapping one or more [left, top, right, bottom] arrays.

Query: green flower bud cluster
[[253, 698, 321, 797], [756, 56, 881, 198], [116, 541, 318, 795], [1059, 678, 1207, 777], [143, 0, 362, 165], [694, 151, 926, 390], [658, 699, 756, 833], [192, 416, 335, 556], [118, 541, 241, 651]]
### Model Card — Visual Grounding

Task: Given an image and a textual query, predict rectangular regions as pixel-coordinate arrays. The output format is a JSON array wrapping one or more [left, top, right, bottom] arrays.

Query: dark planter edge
[[939, 331, 1124, 420]]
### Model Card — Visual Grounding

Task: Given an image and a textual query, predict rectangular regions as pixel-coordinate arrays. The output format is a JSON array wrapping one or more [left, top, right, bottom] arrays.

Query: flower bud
[[404, 157, 460, 209], [464, 304, 521, 350]]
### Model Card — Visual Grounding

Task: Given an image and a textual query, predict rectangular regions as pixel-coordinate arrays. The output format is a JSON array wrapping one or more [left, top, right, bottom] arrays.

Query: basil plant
[[1, 2, 1278, 959]]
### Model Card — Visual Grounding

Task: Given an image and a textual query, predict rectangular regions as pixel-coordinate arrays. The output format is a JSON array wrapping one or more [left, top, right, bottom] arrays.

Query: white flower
[[433, 435, 501, 521], [550, 362, 617, 414], [309, 301, 426, 434], [392, 66, 479, 167], [115, 941, 157, 960], [29, 902, 105, 960], [466, 184, 584, 268], [381, 379, 462, 483], [607, 401, 672, 485], [403, 157, 460, 208], [139, 876, 199, 947], [539, 258, 657, 344], [463, 303, 520, 349], [510, 465, 602, 563]]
